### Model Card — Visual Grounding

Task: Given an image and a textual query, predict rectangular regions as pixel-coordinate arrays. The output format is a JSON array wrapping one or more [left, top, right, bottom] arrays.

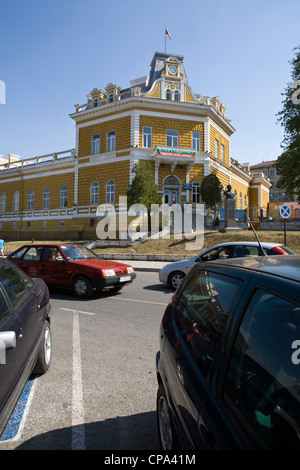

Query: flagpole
[[164, 26, 166, 52]]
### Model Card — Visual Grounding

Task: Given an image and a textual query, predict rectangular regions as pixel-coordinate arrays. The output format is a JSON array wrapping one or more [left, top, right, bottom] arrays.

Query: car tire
[[168, 271, 185, 290], [157, 384, 177, 450], [33, 320, 52, 375], [72, 275, 93, 298]]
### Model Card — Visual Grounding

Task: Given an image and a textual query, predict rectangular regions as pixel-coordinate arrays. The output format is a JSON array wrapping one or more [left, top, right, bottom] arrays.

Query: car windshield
[[60, 245, 98, 261]]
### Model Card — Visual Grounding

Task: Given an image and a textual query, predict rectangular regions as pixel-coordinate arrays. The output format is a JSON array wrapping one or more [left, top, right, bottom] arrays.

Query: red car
[[7, 243, 136, 298]]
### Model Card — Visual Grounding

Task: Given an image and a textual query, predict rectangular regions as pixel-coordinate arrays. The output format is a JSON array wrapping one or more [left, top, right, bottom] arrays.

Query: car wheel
[[72, 275, 93, 298], [168, 271, 185, 289], [33, 320, 52, 375], [157, 384, 176, 450]]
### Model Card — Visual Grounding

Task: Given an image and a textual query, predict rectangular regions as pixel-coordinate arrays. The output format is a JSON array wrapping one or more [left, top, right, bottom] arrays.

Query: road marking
[[0, 379, 36, 442], [110, 297, 168, 306], [60, 307, 95, 316], [71, 312, 85, 450]]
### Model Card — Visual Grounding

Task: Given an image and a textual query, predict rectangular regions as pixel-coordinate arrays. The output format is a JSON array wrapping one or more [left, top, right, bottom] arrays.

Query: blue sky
[[0, 0, 299, 166]]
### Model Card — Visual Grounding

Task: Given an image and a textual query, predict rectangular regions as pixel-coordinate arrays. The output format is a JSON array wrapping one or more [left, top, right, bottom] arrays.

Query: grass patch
[[4, 231, 299, 256]]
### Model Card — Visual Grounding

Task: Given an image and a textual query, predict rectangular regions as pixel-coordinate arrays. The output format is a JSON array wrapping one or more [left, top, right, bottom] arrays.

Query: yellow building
[[0, 52, 270, 240]]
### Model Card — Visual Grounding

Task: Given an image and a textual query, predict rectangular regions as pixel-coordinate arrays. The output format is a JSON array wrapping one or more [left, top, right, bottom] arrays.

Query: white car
[[159, 241, 295, 289]]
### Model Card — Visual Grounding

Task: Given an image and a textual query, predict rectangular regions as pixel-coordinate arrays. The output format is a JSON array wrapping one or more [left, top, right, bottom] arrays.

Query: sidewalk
[[99, 253, 188, 272]]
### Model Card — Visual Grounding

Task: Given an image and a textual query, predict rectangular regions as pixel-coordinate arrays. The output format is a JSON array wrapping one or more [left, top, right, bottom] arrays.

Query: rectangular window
[[175, 270, 243, 379], [224, 289, 300, 449], [221, 144, 224, 162], [92, 134, 100, 154], [192, 131, 200, 152], [167, 129, 178, 147], [215, 139, 219, 158], [143, 127, 152, 148], [107, 131, 116, 152]]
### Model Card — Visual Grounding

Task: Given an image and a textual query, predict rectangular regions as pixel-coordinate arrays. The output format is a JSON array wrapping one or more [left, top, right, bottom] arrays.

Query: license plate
[[119, 276, 131, 282]]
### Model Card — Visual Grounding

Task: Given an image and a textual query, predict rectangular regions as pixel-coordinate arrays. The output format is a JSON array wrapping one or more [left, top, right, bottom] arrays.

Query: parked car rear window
[[0, 262, 34, 310], [224, 289, 300, 449], [174, 270, 243, 379]]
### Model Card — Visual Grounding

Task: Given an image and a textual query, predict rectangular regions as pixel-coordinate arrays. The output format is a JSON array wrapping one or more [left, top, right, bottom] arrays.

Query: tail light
[[271, 246, 287, 255]]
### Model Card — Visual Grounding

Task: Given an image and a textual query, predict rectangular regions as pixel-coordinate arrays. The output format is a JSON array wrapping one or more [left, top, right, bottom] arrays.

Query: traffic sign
[[280, 205, 291, 219]]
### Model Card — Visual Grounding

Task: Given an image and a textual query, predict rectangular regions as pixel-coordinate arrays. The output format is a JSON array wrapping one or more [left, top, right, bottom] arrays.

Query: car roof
[[209, 255, 300, 282], [204, 241, 282, 249]]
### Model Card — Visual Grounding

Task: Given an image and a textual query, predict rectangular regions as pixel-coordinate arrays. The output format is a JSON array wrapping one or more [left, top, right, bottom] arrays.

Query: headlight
[[102, 269, 115, 277], [127, 267, 134, 274]]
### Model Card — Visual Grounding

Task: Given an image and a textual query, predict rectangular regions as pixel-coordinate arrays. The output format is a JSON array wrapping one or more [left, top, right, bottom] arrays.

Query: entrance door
[[164, 189, 179, 205], [163, 175, 181, 206]]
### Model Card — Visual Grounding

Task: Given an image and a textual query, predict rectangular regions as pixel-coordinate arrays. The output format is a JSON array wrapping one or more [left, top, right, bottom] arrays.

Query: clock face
[[169, 66, 176, 74]]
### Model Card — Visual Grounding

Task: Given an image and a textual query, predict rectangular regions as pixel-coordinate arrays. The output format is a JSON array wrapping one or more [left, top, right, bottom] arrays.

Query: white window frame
[[215, 139, 219, 159], [60, 185, 68, 208], [107, 131, 116, 152], [143, 126, 152, 148], [106, 179, 115, 204], [92, 134, 100, 154], [192, 131, 200, 152], [167, 129, 178, 147], [13, 190, 19, 212], [192, 181, 200, 204], [27, 189, 34, 210], [0, 192, 6, 212], [43, 187, 50, 209], [90, 181, 99, 205]]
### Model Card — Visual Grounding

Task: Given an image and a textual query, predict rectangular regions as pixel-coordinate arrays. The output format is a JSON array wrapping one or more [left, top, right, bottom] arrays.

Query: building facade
[[0, 52, 271, 240]]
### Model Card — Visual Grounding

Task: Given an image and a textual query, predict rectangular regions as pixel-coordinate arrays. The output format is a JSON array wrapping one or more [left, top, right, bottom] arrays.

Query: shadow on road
[[15, 411, 160, 450]]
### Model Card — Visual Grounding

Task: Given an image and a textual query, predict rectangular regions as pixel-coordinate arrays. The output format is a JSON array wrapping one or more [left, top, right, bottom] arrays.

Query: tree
[[127, 161, 161, 232], [200, 173, 222, 219], [275, 46, 300, 202]]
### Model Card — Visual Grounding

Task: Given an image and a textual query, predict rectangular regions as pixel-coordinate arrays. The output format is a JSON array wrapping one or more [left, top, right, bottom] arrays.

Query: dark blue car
[[156, 255, 300, 450], [0, 258, 52, 436]]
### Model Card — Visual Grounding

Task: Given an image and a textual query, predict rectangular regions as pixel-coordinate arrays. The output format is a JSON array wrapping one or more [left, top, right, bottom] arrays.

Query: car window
[[0, 262, 34, 310], [174, 270, 243, 379], [201, 246, 233, 260], [0, 289, 10, 325], [23, 246, 43, 260], [10, 246, 28, 259], [224, 289, 300, 449], [41, 246, 62, 262]]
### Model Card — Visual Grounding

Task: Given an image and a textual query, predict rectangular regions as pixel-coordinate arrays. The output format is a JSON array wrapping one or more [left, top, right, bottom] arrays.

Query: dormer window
[[165, 87, 180, 101], [109, 93, 114, 103], [93, 97, 99, 107]]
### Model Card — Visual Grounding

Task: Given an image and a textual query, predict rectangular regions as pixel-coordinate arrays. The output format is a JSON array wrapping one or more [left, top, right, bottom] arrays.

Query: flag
[[165, 28, 172, 40]]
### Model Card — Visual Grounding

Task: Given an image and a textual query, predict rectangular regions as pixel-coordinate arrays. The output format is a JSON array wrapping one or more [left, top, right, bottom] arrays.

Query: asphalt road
[[0, 271, 174, 450]]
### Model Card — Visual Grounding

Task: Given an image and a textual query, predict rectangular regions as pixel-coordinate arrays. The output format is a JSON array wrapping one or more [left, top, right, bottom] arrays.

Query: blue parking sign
[[280, 205, 291, 219]]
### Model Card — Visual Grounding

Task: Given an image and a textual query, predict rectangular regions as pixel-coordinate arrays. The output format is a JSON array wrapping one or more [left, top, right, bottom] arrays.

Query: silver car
[[159, 241, 295, 289]]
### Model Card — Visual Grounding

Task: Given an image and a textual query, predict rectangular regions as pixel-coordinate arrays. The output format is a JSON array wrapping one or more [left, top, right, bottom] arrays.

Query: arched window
[[93, 97, 99, 107], [43, 187, 50, 209], [109, 93, 114, 103], [192, 182, 200, 204], [106, 180, 115, 204], [90, 181, 99, 205], [244, 194, 247, 209], [174, 90, 179, 101], [166, 89, 171, 100], [240, 192, 243, 209], [13, 190, 19, 211], [0, 192, 6, 212], [60, 185, 68, 208], [27, 189, 34, 210]]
